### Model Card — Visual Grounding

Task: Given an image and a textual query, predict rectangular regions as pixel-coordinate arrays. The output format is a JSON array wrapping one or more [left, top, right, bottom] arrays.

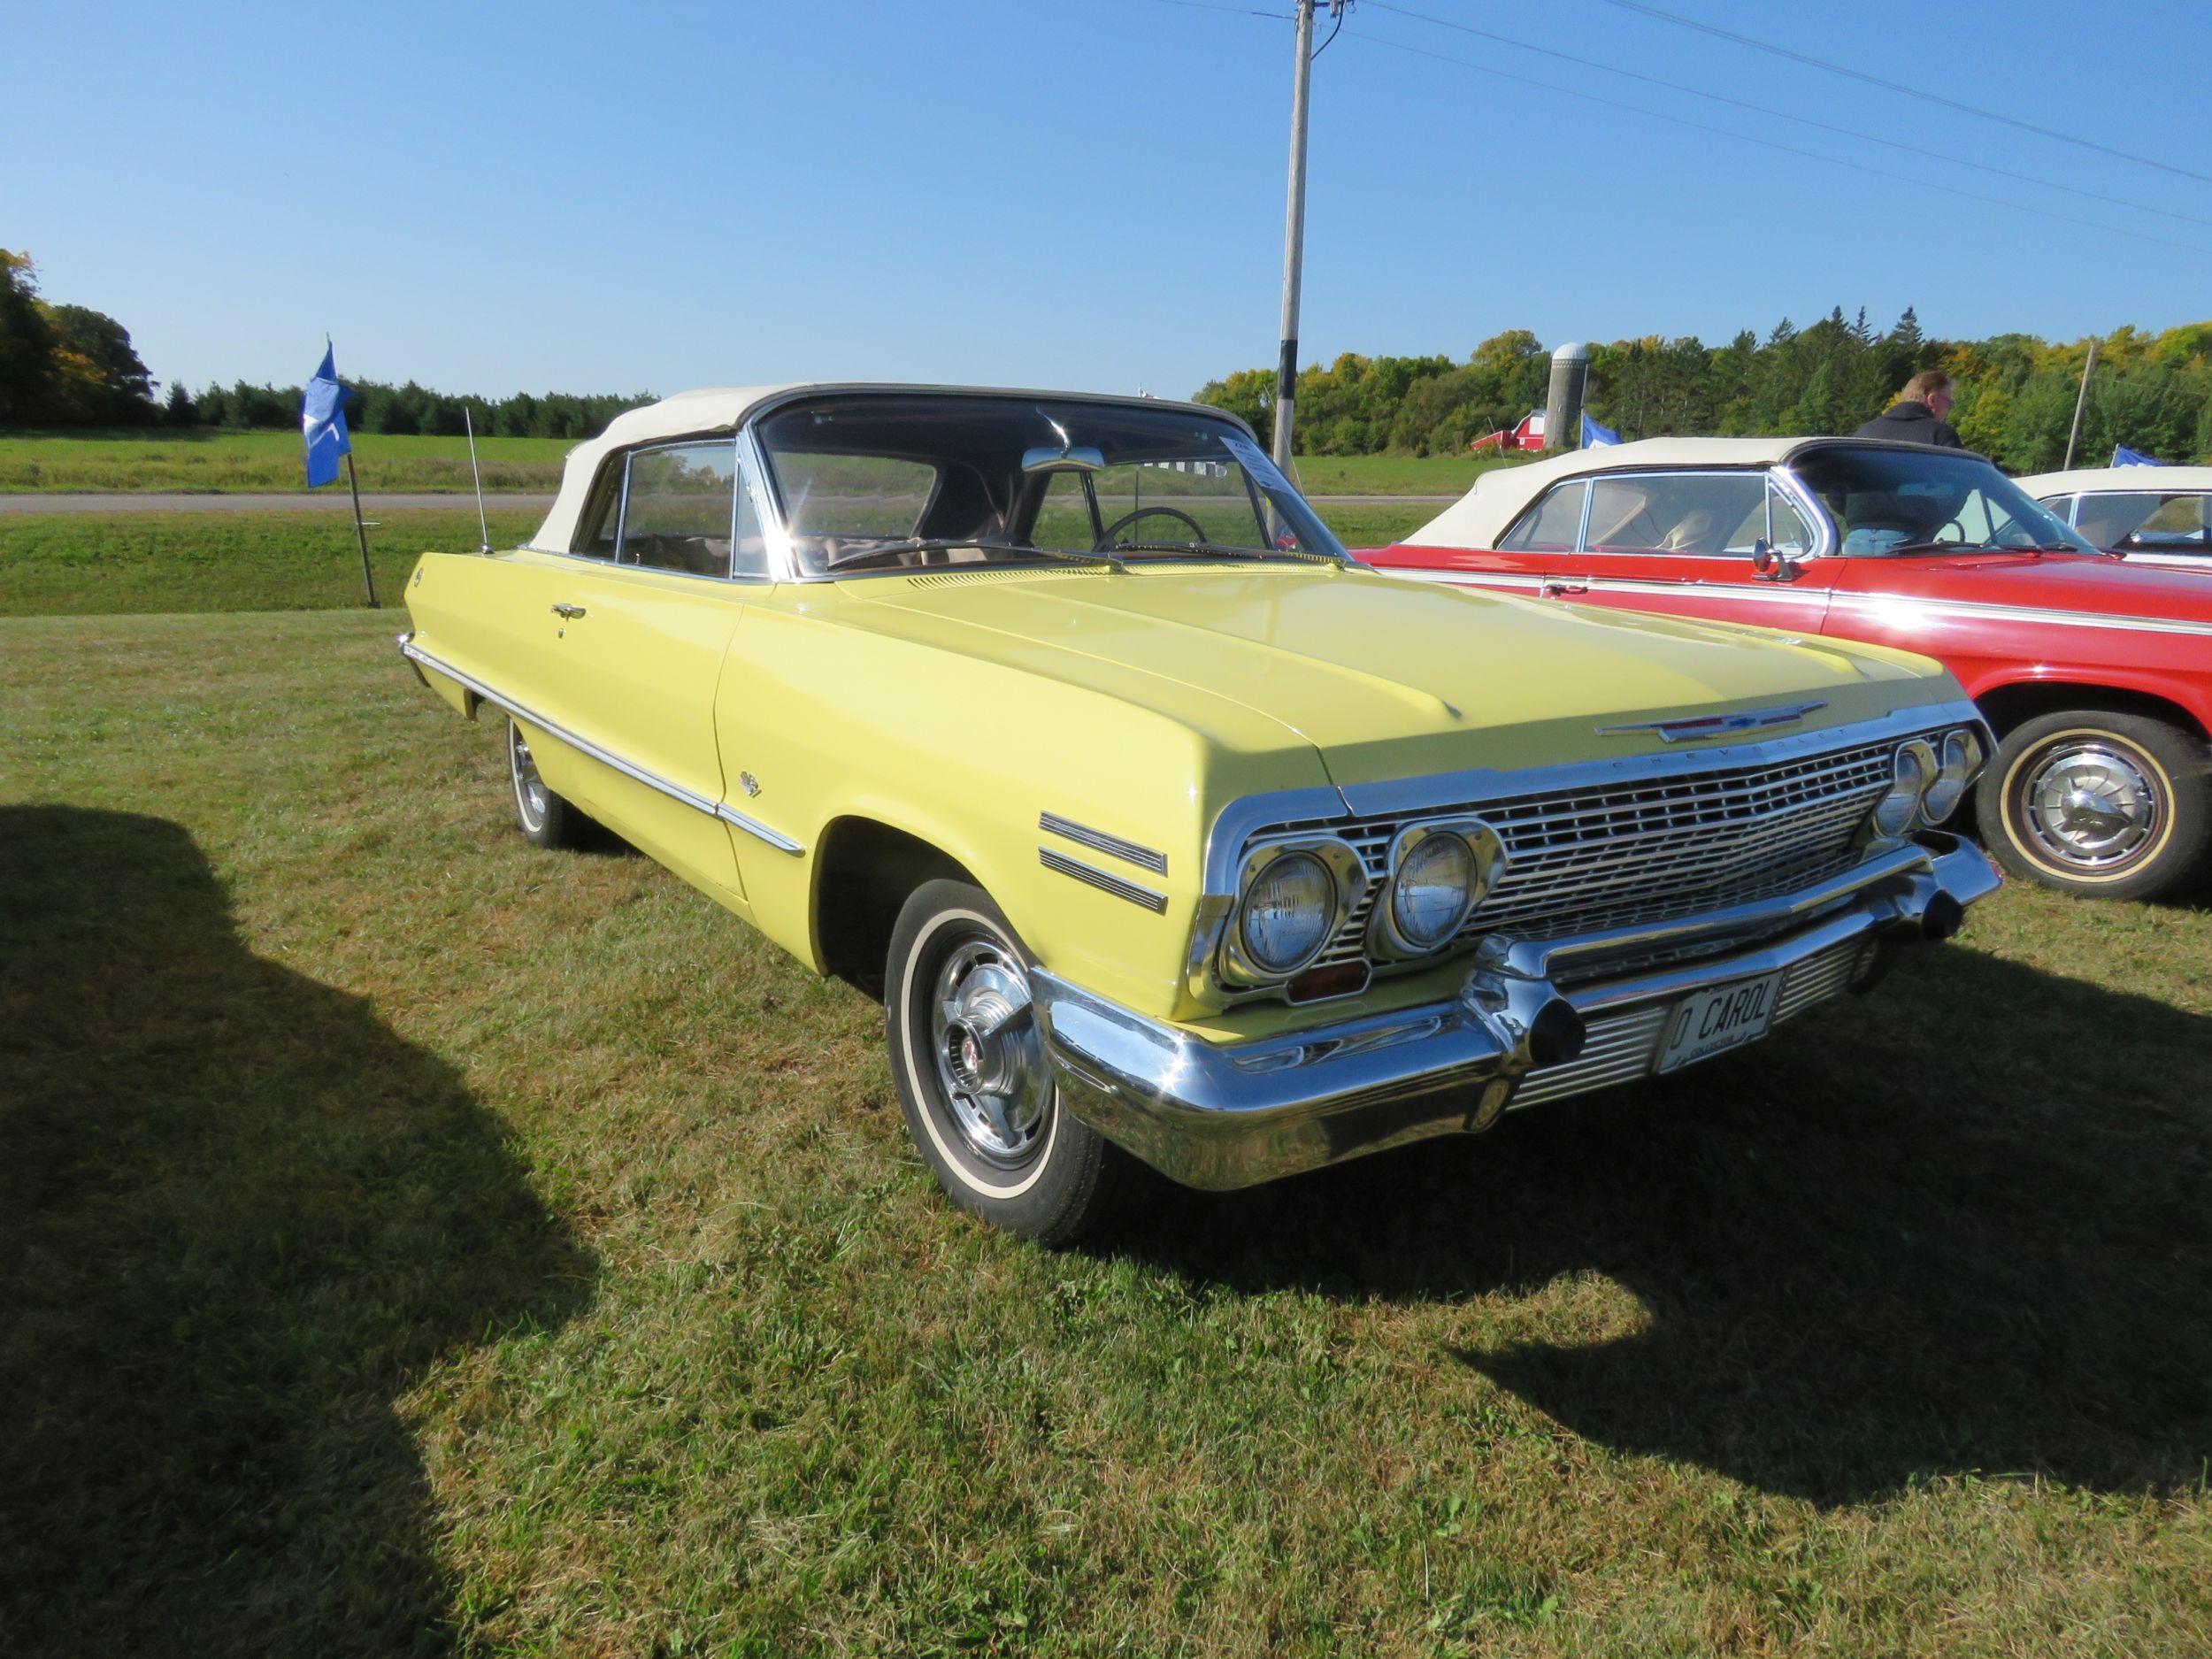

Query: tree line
[[1197, 308, 2212, 472], [11, 242, 2208, 471], [1, 249, 648, 439]]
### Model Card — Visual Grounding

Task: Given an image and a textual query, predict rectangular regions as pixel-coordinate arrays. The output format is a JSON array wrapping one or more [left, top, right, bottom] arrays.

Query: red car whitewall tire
[[1978, 710, 2209, 901]]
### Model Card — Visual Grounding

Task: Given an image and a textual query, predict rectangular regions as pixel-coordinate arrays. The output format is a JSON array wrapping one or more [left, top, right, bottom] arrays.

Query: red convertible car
[[1367, 438, 2212, 899]]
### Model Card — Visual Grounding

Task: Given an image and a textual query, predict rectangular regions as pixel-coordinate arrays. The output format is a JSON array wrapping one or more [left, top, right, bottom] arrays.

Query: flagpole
[[342, 449, 378, 609]]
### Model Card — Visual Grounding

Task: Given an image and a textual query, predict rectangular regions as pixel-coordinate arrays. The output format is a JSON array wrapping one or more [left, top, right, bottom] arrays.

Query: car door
[[1550, 469, 1837, 634], [534, 437, 765, 905]]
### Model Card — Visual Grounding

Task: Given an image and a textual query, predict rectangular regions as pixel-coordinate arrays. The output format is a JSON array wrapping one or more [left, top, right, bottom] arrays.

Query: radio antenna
[[464, 404, 493, 555]]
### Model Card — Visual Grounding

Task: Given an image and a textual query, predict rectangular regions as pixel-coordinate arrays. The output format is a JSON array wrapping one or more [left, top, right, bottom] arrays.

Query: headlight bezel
[[1368, 817, 1509, 961], [1919, 726, 1985, 824], [1219, 836, 1366, 986], [1871, 738, 1938, 839]]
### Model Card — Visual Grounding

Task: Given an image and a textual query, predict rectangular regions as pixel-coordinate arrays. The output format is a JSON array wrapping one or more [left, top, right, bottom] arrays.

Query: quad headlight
[[1369, 818, 1508, 960], [1872, 739, 1937, 838], [1236, 849, 1340, 977], [1920, 726, 1985, 824], [1870, 729, 1986, 838]]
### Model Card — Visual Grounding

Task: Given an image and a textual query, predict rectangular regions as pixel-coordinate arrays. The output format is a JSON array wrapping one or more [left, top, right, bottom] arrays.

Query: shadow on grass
[[1118, 944, 2212, 1506], [0, 807, 593, 1654]]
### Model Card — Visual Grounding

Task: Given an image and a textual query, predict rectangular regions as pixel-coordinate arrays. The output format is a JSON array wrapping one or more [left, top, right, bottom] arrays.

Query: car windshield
[[1793, 446, 2098, 557], [751, 393, 1348, 576]]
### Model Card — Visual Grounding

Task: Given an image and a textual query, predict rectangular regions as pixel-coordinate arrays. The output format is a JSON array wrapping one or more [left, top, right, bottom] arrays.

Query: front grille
[[1248, 733, 1908, 976]]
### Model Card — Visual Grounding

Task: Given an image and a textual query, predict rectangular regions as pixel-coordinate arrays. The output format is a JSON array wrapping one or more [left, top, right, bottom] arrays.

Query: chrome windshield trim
[[1040, 811, 1168, 875], [735, 387, 1344, 585], [1766, 464, 1837, 561], [1040, 848, 1168, 913], [395, 636, 804, 855]]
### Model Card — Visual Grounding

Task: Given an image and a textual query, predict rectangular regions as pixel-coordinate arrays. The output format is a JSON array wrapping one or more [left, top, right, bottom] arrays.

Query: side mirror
[[1752, 537, 1803, 582], [1021, 443, 1105, 475]]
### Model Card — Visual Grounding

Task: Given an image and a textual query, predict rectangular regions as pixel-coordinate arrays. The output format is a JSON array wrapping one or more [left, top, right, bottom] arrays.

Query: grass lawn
[[0, 428, 1512, 497], [3, 604, 2209, 1655], [0, 504, 1438, 618], [0, 428, 578, 493]]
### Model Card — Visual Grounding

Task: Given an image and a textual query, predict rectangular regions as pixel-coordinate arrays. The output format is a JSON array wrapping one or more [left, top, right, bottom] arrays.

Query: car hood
[[1847, 550, 2212, 617], [842, 565, 1951, 787]]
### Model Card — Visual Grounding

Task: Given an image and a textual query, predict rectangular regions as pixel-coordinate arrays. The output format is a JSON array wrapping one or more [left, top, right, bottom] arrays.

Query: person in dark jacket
[[1855, 370, 1965, 447]]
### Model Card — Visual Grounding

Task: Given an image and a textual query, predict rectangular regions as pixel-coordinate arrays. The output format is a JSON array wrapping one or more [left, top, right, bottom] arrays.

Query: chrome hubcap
[[2020, 741, 2159, 869], [510, 722, 549, 829], [929, 940, 1048, 1165]]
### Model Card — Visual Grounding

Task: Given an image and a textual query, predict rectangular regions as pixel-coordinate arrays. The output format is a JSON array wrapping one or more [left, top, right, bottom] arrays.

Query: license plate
[[1655, 972, 1783, 1074]]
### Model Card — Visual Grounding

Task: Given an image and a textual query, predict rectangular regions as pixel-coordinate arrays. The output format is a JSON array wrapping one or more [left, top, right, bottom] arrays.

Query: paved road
[[0, 490, 1455, 516]]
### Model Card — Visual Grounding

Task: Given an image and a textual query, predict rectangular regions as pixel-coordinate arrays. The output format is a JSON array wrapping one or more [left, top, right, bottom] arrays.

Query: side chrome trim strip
[[1040, 811, 1169, 875], [396, 636, 805, 856], [1040, 848, 1168, 913], [1825, 590, 2212, 639]]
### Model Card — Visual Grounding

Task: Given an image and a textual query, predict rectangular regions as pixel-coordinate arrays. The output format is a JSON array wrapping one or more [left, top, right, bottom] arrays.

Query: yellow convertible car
[[399, 384, 2000, 1240]]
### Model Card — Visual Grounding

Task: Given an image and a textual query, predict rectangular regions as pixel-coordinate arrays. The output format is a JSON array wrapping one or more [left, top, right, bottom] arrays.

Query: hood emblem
[[1600, 701, 1827, 742]]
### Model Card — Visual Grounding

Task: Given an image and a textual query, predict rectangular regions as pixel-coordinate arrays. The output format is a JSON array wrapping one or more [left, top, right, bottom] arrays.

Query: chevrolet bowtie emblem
[[1599, 701, 1828, 742]]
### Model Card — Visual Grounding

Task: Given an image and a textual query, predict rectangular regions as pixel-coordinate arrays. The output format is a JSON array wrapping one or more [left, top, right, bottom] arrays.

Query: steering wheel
[[1095, 505, 1209, 549]]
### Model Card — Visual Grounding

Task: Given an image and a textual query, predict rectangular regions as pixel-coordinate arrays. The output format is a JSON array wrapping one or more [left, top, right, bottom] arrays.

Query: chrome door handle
[[551, 603, 587, 618]]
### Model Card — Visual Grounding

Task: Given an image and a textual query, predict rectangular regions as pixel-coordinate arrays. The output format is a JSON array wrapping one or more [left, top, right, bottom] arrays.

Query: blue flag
[[302, 345, 352, 488], [2112, 444, 2167, 467], [1582, 412, 1621, 449]]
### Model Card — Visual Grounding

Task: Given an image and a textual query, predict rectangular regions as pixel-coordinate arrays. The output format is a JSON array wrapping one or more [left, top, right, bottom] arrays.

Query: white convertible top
[[531, 385, 798, 552], [1405, 437, 1795, 550], [2015, 465, 2212, 499], [529, 381, 1238, 554]]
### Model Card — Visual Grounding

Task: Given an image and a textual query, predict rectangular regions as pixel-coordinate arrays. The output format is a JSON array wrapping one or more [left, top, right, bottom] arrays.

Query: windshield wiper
[[823, 536, 1119, 572], [1875, 538, 1991, 557], [1103, 538, 1348, 568], [1102, 539, 1270, 560]]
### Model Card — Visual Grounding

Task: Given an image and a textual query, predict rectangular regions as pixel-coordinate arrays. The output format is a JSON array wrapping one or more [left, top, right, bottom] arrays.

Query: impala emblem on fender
[[1599, 701, 1828, 742]]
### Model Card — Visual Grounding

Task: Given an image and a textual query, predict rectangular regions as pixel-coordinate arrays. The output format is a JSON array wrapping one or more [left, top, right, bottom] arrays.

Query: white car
[[2017, 466, 2212, 570]]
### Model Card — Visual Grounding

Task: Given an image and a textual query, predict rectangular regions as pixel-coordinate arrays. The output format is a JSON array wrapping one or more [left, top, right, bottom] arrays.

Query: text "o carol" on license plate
[[1656, 971, 1783, 1074]]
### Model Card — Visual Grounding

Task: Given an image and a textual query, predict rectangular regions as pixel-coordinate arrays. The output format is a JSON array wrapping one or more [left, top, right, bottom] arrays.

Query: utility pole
[[1271, 0, 1319, 476], [2063, 338, 2099, 471]]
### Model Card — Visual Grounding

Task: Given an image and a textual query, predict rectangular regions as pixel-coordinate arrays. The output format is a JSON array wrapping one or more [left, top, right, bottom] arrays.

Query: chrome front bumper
[[1033, 833, 2001, 1191]]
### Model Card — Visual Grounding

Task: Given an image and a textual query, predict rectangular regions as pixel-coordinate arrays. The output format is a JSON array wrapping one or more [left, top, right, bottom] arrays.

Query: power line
[[1593, 0, 2212, 188], [1355, 30, 2212, 257], [1139, 0, 1293, 20], [1363, 0, 2212, 231]]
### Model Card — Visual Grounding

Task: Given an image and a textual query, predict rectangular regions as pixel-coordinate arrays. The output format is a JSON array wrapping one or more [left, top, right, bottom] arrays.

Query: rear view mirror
[[1021, 444, 1105, 475]]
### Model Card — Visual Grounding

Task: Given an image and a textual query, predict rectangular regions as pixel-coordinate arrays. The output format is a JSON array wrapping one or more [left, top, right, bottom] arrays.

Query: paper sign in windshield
[[1222, 434, 1295, 497]]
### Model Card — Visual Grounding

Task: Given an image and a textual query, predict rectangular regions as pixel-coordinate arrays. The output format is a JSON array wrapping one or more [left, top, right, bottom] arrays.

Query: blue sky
[[4, 0, 2208, 402]]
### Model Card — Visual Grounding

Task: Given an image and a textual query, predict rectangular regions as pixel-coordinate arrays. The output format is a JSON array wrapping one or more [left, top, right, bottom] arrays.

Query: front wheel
[[884, 879, 1128, 1243], [1976, 710, 2209, 901]]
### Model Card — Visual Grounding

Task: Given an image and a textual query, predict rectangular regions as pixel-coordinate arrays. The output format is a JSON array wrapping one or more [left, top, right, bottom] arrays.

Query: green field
[[4, 605, 2208, 1655], [0, 428, 1515, 496], [0, 504, 1439, 618], [0, 428, 577, 493]]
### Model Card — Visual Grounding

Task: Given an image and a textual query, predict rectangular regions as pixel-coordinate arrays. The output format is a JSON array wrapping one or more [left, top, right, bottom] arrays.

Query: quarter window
[[620, 441, 739, 577], [1497, 481, 1587, 551]]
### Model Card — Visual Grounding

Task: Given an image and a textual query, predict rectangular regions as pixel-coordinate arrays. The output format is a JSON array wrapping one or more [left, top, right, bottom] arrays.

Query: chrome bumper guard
[[1033, 833, 2001, 1191]]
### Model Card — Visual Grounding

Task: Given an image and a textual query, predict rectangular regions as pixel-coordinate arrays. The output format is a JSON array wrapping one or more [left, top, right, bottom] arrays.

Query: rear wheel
[[884, 879, 1127, 1243], [507, 717, 587, 849], [1977, 710, 2208, 900]]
